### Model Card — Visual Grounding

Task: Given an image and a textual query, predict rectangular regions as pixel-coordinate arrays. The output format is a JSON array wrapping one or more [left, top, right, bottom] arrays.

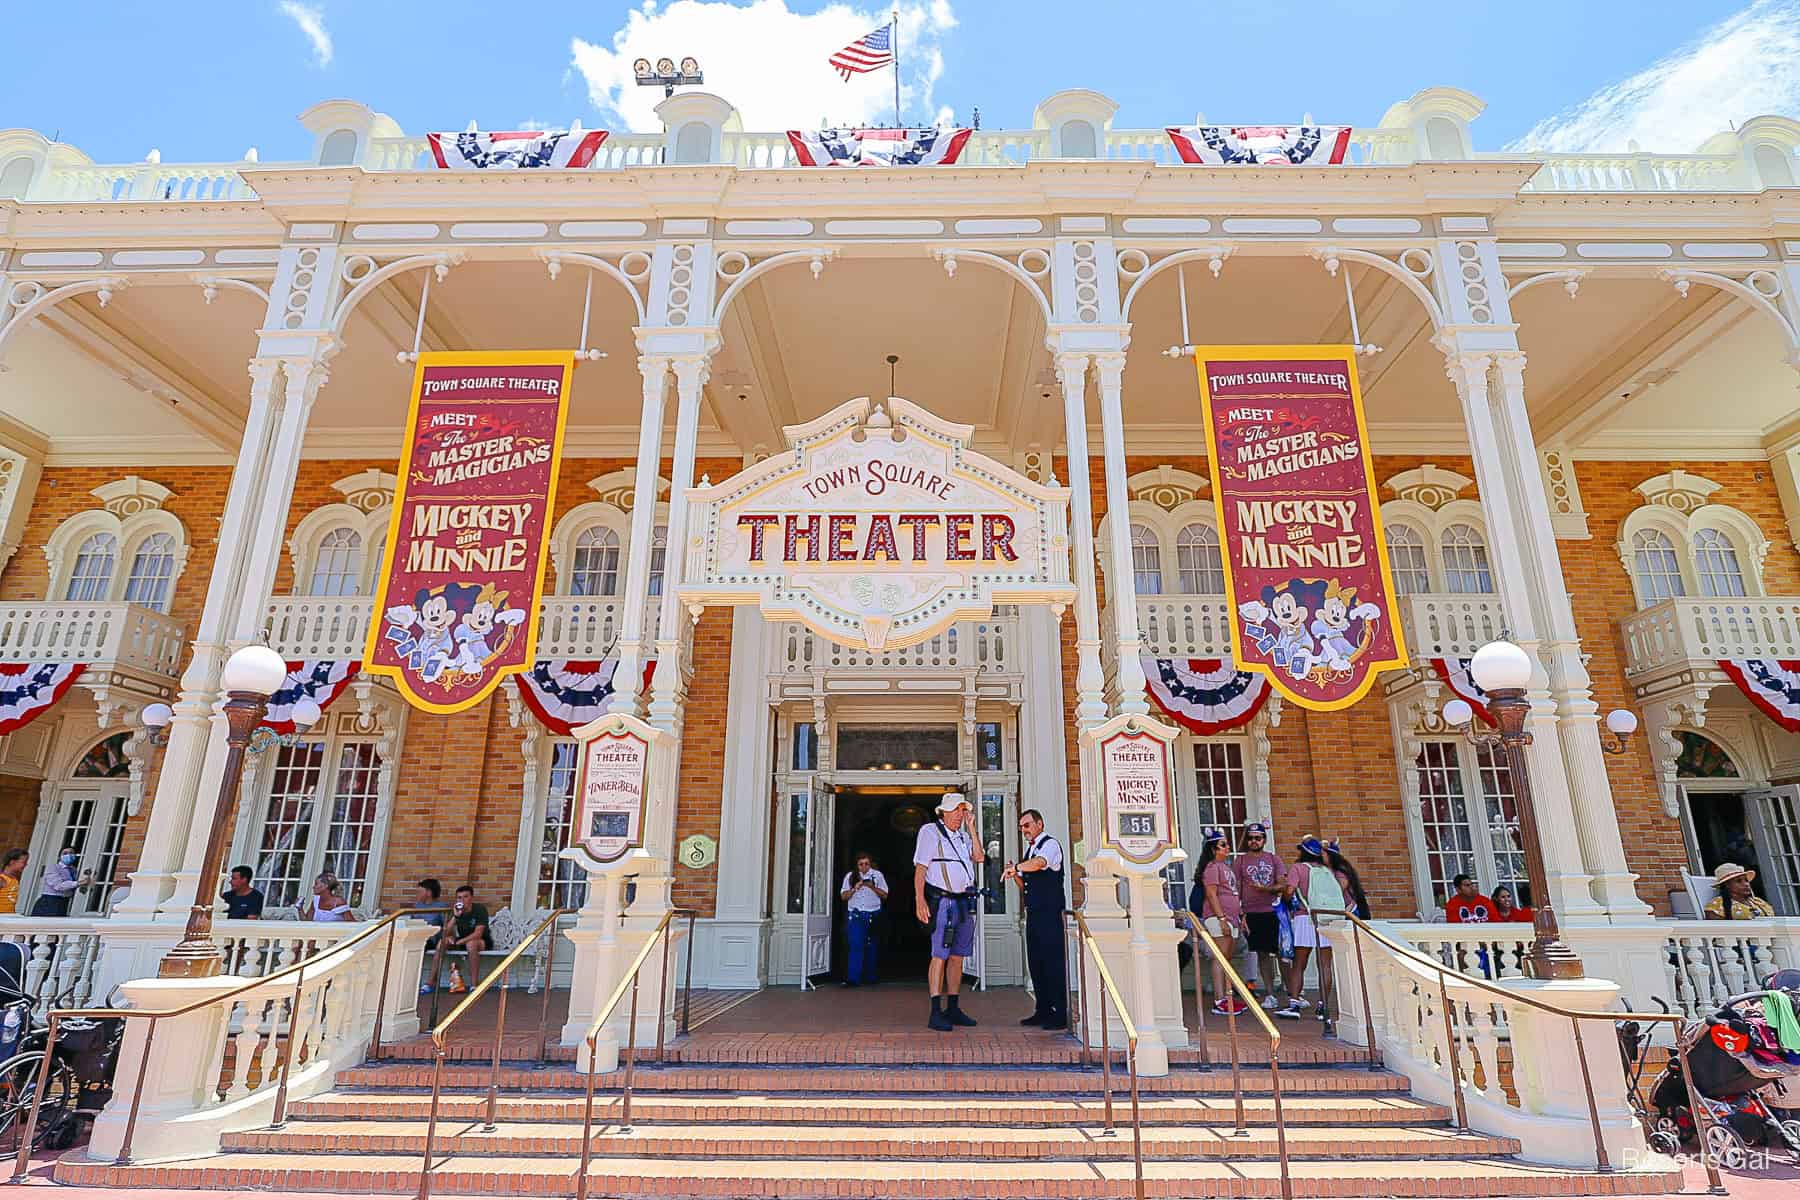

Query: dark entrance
[[830, 788, 938, 983]]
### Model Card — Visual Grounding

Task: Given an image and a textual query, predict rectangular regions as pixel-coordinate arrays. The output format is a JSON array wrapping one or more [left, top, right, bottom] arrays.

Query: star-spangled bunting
[[1718, 659, 1800, 732], [0, 663, 85, 736], [426, 129, 609, 170], [1140, 656, 1271, 736], [261, 660, 361, 735], [787, 127, 972, 168], [1429, 658, 1494, 728], [513, 657, 658, 736], [1165, 125, 1352, 166]]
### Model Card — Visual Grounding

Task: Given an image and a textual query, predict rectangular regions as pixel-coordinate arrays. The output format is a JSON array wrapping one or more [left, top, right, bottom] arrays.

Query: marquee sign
[[1193, 345, 1407, 711], [365, 351, 573, 714], [679, 397, 1074, 650]]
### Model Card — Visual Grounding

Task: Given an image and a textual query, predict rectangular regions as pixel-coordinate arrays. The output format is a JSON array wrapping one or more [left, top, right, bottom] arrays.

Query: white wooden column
[[609, 353, 670, 716], [1055, 352, 1107, 732], [1093, 349, 1148, 715], [703, 606, 774, 987], [1442, 348, 1601, 923], [168, 355, 332, 910]]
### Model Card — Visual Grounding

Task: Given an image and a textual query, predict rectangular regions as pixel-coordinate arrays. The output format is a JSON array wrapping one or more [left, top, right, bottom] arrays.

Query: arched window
[[1692, 528, 1747, 598], [1130, 524, 1164, 596], [647, 525, 669, 597], [308, 527, 364, 596], [1385, 524, 1431, 595], [1175, 524, 1224, 594], [569, 526, 621, 596], [1440, 524, 1494, 594], [65, 533, 118, 602], [1631, 528, 1685, 602], [122, 532, 178, 611]]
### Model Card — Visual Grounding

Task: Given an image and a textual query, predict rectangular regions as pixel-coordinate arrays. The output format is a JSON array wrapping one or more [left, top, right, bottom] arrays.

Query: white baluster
[[24, 936, 53, 1008], [1716, 934, 1749, 996], [1469, 1002, 1501, 1102], [203, 1000, 237, 1104], [256, 995, 284, 1093], [227, 999, 268, 1099]]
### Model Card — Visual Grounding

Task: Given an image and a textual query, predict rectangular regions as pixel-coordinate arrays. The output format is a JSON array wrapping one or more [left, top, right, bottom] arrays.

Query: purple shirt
[[1234, 851, 1286, 914], [1203, 861, 1242, 925]]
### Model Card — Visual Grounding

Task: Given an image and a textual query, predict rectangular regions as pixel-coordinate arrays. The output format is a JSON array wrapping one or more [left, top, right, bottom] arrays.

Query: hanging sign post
[[364, 351, 574, 714], [1085, 712, 1180, 868], [1193, 345, 1406, 711], [563, 711, 663, 874]]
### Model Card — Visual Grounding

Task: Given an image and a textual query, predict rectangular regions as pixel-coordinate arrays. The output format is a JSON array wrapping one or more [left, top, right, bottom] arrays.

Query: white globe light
[[1605, 708, 1639, 736], [1442, 698, 1474, 728], [291, 696, 323, 730], [141, 702, 173, 729], [1469, 640, 1533, 693], [220, 645, 288, 697]]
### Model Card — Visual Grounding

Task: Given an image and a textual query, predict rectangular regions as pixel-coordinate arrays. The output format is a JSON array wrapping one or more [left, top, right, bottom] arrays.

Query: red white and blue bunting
[[1165, 125, 1352, 166], [786, 127, 973, 167], [262, 660, 360, 734], [426, 129, 609, 170], [1719, 659, 1800, 733], [0, 663, 85, 736], [513, 657, 658, 737], [1140, 656, 1271, 736], [1429, 658, 1494, 728]]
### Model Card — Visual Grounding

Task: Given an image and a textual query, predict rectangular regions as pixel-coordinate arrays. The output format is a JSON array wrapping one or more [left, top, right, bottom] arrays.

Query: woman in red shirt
[[1491, 884, 1534, 923]]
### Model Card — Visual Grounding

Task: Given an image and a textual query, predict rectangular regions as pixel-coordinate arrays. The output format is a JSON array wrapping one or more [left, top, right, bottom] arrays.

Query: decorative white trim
[[286, 501, 390, 596], [1383, 464, 1472, 510], [1538, 448, 1590, 540], [1633, 469, 1724, 514], [1125, 465, 1209, 510], [90, 475, 172, 516], [1616, 494, 1770, 606], [329, 468, 397, 513], [41, 488, 189, 611]]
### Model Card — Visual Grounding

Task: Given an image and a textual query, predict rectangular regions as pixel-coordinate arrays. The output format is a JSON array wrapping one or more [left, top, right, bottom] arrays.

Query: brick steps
[[288, 1089, 1454, 1127], [223, 1118, 1522, 1161], [337, 1063, 1412, 1095], [54, 1151, 1684, 1197], [380, 1039, 1362, 1068]]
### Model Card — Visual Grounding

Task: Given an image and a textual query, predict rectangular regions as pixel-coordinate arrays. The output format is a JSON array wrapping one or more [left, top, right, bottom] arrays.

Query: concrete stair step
[[336, 1063, 1412, 1096], [378, 1039, 1360, 1068], [288, 1088, 1453, 1127], [55, 1151, 1685, 1197], [223, 1118, 1518, 1161]]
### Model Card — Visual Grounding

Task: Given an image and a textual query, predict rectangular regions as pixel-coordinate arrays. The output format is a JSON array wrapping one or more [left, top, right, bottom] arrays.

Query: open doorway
[[831, 789, 936, 984]]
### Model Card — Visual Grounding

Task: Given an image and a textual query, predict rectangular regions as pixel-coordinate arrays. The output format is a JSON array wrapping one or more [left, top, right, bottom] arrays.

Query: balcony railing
[[13, 120, 1779, 203], [264, 595, 663, 661], [774, 613, 1018, 677], [1130, 592, 1505, 665], [1134, 597, 1232, 659], [1399, 593, 1506, 661], [1620, 597, 1800, 679], [0, 602, 185, 676]]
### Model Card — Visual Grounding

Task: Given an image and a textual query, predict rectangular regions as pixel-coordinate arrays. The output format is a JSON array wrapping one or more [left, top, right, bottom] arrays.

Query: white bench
[[426, 905, 556, 992]]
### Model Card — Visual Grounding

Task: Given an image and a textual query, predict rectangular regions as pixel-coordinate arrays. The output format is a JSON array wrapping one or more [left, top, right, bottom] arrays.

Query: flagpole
[[892, 9, 901, 128]]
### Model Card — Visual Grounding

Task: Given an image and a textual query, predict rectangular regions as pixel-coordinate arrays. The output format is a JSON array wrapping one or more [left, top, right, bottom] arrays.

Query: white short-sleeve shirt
[[1026, 832, 1064, 872], [841, 868, 888, 913], [913, 819, 976, 892]]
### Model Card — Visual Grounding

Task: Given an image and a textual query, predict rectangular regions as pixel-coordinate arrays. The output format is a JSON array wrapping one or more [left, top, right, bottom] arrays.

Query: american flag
[[829, 22, 893, 80]]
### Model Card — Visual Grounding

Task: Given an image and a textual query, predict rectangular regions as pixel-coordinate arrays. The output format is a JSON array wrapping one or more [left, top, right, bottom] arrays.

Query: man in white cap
[[914, 791, 986, 1031]]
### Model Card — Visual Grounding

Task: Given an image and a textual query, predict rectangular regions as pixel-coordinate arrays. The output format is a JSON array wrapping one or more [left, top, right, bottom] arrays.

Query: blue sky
[[1, 1, 1796, 163]]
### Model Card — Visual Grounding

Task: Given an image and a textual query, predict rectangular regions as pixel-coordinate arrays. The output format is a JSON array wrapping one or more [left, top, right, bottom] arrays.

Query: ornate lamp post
[[1441, 639, 1638, 981], [158, 644, 288, 979]]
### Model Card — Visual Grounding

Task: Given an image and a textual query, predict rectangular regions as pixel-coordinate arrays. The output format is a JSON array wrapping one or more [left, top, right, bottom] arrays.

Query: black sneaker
[[928, 1009, 954, 1032], [1039, 1017, 1068, 1032], [1020, 1013, 1047, 1026], [946, 1006, 978, 1027]]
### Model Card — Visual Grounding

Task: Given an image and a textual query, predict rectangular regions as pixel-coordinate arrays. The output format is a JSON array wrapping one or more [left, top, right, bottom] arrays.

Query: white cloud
[[571, 0, 957, 133], [1508, 0, 1800, 153], [277, 1, 334, 69]]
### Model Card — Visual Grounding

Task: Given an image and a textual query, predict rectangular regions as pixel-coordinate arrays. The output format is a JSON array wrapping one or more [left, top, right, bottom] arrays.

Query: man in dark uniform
[[1005, 808, 1067, 1030]]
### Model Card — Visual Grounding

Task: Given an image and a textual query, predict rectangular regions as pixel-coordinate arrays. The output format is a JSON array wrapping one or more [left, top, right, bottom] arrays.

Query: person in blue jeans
[[839, 852, 888, 987]]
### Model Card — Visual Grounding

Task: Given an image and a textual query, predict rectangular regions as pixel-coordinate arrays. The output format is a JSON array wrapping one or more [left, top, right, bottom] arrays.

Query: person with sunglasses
[[1233, 822, 1287, 1010]]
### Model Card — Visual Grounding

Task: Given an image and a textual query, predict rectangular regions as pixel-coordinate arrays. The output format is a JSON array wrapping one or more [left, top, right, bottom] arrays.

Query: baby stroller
[[1648, 971, 1800, 1168], [1616, 999, 1682, 1157], [0, 942, 127, 1153]]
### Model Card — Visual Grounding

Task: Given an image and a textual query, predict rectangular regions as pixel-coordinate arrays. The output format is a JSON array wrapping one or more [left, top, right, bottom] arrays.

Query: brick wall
[[1569, 459, 1800, 913], [672, 609, 733, 916], [0, 774, 38, 857]]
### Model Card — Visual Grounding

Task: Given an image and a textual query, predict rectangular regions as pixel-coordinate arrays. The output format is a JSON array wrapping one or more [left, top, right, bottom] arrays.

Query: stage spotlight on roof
[[634, 55, 704, 97]]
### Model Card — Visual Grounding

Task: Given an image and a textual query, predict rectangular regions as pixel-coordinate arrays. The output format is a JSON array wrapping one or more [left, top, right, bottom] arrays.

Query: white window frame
[[1439, 522, 1496, 595], [44, 506, 189, 609], [1383, 520, 1434, 596], [233, 722, 390, 912], [1404, 738, 1526, 916], [1617, 502, 1769, 610], [287, 502, 390, 596], [519, 736, 589, 912]]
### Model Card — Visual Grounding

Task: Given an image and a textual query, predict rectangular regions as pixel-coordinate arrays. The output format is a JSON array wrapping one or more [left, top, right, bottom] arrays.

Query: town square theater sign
[[681, 397, 1074, 650]]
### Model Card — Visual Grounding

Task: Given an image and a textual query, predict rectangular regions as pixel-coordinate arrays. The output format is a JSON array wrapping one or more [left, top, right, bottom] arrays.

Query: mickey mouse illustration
[[1238, 580, 1316, 680], [384, 582, 479, 684]]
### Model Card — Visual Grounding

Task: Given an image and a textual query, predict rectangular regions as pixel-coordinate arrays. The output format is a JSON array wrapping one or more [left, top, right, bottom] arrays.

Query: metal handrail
[[7, 907, 434, 1181], [417, 906, 571, 1200], [575, 906, 697, 1200], [1315, 907, 1725, 1192], [1064, 910, 1144, 1200], [1174, 908, 1292, 1199]]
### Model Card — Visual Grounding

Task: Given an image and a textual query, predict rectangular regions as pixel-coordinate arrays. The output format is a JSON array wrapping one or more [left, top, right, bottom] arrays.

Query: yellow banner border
[[1193, 343, 1410, 712], [361, 349, 576, 715]]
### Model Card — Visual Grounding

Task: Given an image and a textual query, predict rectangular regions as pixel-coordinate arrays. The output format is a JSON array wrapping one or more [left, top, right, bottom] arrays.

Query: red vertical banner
[[364, 351, 573, 714], [1194, 346, 1407, 711]]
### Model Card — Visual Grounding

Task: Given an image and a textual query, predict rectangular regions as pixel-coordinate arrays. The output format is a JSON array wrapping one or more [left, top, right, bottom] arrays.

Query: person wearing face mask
[[30, 846, 93, 917]]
